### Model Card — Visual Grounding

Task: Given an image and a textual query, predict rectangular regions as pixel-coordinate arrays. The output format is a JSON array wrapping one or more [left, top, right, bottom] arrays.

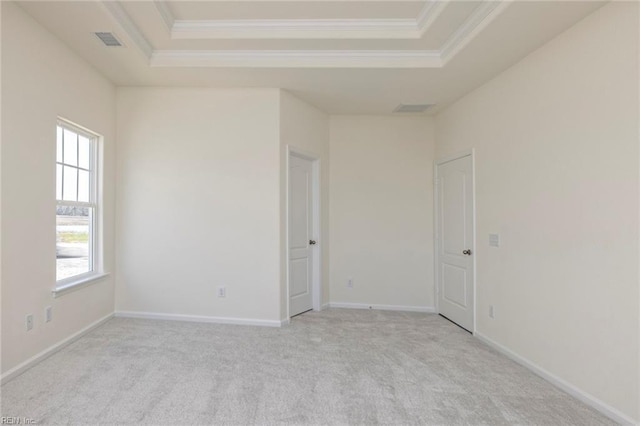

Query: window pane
[[56, 164, 63, 200], [78, 170, 90, 202], [78, 136, 91, 170], [62, 165, 78, 201], [56, 206, 92, 281], [63, 129, 78, 166], [56, 127, 63, 163]]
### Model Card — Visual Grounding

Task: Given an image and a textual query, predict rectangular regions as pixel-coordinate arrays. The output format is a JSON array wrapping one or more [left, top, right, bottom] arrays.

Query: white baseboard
[[475, 332, 637, 426], [115, 311, 284, 327], [329, 302, 436, 313], [1, 313, 114, 385], [320, 303, 330, 311]]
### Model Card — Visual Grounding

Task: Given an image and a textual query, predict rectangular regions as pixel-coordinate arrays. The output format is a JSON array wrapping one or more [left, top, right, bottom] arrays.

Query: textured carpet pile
[[1, 309, 613, 425]]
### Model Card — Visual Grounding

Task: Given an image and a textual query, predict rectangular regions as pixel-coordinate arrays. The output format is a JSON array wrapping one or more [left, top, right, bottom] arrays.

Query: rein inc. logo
[[1, 418, 35, 425]]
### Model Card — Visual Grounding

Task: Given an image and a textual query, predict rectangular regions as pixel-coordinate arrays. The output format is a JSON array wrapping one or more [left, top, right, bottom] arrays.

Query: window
[[56, 120, 100, 285]]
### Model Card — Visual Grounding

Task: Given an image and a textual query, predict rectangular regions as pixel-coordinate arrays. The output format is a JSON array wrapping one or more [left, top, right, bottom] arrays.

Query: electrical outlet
[[26, 314, 34, 331], [45, 306, 52, 323], [217, 286, 226, 298], [347, 278, 353, 288], [489, 305, 495, 319]]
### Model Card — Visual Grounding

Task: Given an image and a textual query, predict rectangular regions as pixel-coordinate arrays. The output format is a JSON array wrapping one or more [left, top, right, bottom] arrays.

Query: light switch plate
[[489, 233, 500, 247]]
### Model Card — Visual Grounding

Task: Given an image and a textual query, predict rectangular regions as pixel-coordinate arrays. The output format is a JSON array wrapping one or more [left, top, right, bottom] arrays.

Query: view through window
[[56, 121, 98, 282]]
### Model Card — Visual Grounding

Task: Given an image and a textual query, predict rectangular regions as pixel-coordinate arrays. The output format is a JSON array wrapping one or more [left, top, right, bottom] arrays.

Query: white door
[[289, 155, 314, 316], [437, 154, 474, 332]]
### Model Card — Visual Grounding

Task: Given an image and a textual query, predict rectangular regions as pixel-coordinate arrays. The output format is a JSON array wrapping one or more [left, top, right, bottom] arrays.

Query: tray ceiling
[[15, 1, 606, 114]]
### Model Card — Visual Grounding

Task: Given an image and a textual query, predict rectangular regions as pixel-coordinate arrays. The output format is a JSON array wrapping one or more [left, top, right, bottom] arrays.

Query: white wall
[[435, 2, 639, 422], [1, 2, 116, 374], [329, 116, 435, 309], [279, 91, 330, 319], [116, 88, 282, 323]]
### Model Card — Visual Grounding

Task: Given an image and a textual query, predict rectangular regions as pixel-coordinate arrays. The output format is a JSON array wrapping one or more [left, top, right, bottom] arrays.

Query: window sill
[[52, 272, 110, 298]]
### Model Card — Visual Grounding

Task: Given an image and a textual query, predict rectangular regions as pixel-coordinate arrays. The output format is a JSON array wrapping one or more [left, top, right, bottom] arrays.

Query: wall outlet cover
[[26, 314, 34, 331]]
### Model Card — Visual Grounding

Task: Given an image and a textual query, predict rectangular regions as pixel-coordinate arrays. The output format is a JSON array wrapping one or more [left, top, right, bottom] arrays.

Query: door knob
[[309, 240, 317, 245], [462, 249, 472, 255]]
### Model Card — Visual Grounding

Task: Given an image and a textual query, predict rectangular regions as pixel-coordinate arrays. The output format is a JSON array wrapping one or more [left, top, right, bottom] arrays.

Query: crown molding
[[153, 0, 174, 32], [171, 19, 421, 40], [150, 49, 442, 68], [416, 0, 448, 36], [100, 1, 153, 58], [167, 0, 446, 40], [163, 0, 504, 45], [102, 0, 510, 69], [440, 0, 510, 64]]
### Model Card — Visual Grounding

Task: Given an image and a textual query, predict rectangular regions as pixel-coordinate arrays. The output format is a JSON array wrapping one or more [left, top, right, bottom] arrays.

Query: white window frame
[[54, 119, 106, 296]]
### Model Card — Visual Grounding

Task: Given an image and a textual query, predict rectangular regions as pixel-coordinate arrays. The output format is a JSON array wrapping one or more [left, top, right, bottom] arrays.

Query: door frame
[[286, 146, 322, 319], [434, 149, 477, 333]]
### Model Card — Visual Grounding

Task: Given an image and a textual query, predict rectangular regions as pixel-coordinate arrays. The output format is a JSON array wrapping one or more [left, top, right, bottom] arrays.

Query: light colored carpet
[[2, 309, 614, 425]]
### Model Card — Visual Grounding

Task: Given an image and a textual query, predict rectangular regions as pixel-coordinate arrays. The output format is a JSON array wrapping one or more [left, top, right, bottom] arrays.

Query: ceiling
[[16, 1, 605, 114]]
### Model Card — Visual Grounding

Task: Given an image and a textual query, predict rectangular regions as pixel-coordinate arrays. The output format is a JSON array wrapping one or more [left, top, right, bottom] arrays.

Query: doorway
[[435, 151, 475, 332], [287, 149, 320, 318]]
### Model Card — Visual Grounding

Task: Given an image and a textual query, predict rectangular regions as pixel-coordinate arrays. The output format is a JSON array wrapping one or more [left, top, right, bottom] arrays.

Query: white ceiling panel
[[167, 1, 427, 20]]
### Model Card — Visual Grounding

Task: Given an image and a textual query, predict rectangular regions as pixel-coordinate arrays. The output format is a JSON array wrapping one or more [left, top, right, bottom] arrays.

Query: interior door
[[437, 155, 474, 331], [289, 155, 314, 317]]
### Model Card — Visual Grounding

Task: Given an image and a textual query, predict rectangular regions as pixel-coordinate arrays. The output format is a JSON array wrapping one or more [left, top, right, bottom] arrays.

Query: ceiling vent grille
[[393, 104, 434, 113], [94, 32, 123, 47]]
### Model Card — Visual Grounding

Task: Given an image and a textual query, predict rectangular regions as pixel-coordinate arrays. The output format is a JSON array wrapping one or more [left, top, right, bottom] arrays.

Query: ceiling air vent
[[393, 104, 434, 113], [94, 32, 123, 47]]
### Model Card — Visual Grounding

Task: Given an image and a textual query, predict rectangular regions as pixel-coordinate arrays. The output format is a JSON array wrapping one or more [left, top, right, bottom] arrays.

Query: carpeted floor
[[1, 309, 614, 425]]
